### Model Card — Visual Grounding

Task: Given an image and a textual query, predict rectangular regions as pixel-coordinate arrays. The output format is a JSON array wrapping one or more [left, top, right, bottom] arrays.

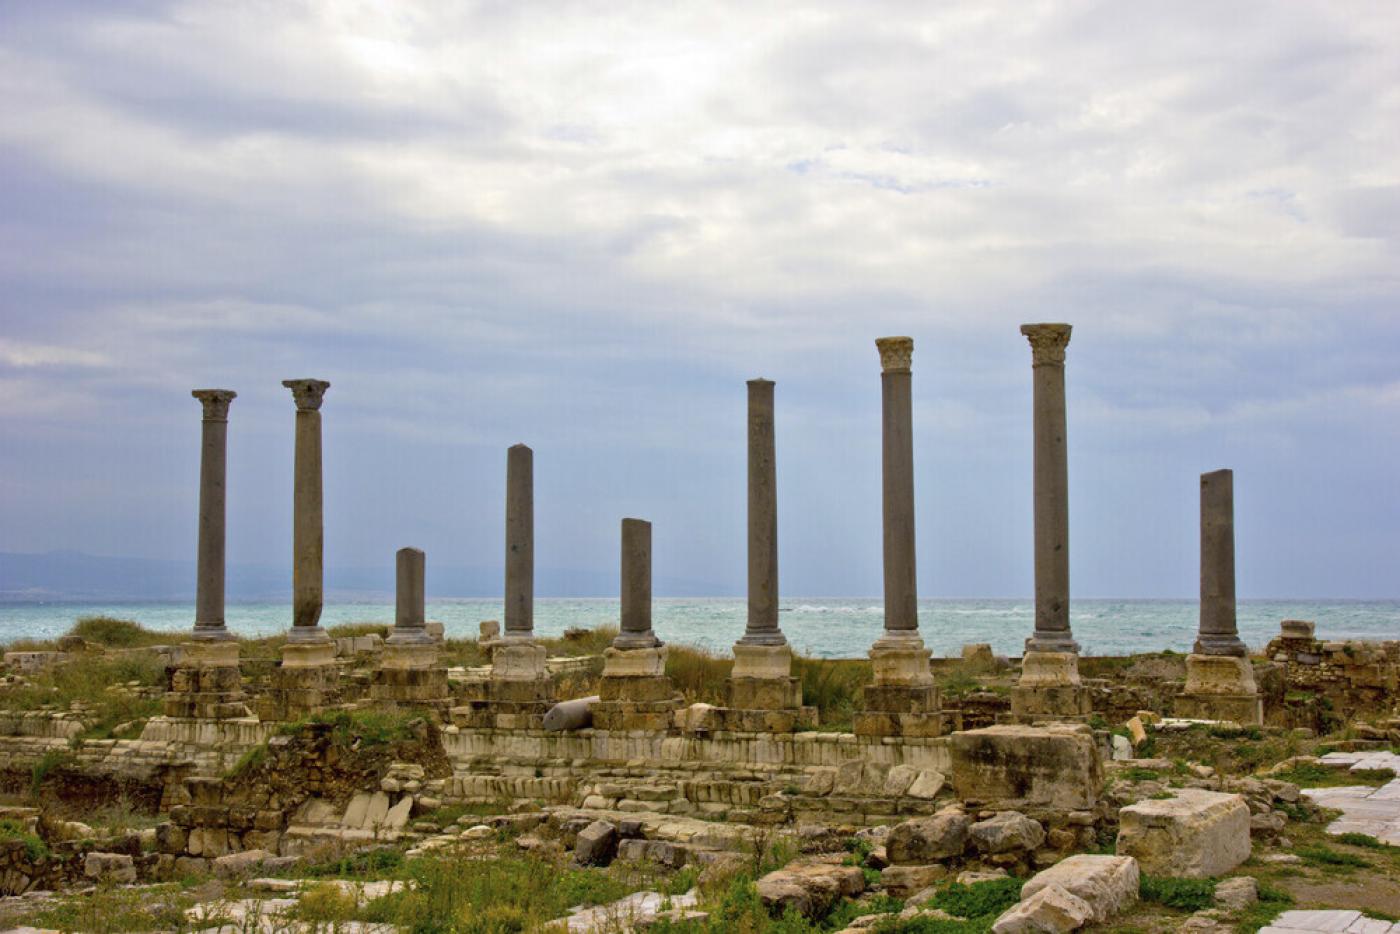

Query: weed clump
[[1139, 875, 1216, 910]]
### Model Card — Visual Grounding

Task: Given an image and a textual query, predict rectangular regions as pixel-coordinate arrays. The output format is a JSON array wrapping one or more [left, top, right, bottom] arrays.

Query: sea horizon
[[3, 596, 1395, 660]]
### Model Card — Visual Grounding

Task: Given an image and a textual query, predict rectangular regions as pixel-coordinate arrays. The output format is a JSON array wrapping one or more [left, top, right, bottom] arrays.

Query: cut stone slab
[[1301, 779, 1400, 846], [950, 724, 1102, 810], [1116, 788, 1251, 878], [562, 889, 698, 932], [992, 883, 1094, 934], [1020, 855, 1139, 924], [970, 812, 1045, 855], [886, 810, 971, 864], [1258, 910, 1363, 932], [755, 859, 866, 919]]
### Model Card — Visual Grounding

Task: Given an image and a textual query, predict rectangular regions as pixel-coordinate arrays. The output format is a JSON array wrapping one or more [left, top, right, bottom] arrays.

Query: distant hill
[[0, 550, 728, 601]]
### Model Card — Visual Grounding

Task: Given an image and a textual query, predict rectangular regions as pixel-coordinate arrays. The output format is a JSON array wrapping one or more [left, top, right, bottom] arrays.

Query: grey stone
[[876, 336, 917, 636], [83, 852, 136, 884], [886, 810, 971, 864], [387, 547, 431, 645], [737, 378, 785, 647], [575, 820, 618, 866], [212, 849, 271, 879], [614, 519, 660, 649], [969, 812, 1046, 855], [993, 883, 1093, 933], [505, 444, 533, 637], [283, 378, 332, 643], [543, 696, 599, 731], [1195, 469, 1246, 657], [191, 389, 236, 641]]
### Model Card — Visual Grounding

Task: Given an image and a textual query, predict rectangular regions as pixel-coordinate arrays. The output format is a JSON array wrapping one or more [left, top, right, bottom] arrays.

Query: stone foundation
[[1176, 654, 1262, 725], [697, 644, 816, 733], [1010, 651, 1091, 721], [593, 646, 682, 731], [370, 643, 449, 710], [258, 642, 339, 721], [949, 723, 1101, 810], [163, 642, 250, 720], [453, 640, 554, 729], [856, 637, 944, 737]]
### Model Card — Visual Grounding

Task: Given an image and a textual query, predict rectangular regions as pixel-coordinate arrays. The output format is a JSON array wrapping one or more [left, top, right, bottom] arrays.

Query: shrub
[[1297, 845, 1370, 868], [929, 877, 1024, 919], [1139, 875, 1216, 911], [30, 748, 74, 798], [1337, 832, 1385, 848], [0, 818, 48, 861]]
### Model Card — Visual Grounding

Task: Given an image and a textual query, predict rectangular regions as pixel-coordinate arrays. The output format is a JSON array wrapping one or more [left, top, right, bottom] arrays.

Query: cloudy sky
[[1, 1, 1397, 598]]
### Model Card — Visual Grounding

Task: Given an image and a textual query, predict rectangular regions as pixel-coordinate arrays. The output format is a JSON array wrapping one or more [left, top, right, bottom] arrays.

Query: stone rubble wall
[[1264, 635, 1400, 728]]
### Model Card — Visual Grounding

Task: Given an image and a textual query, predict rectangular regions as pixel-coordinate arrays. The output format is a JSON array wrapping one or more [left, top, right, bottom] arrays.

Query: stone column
[[504, 443, 534, 640], [1020, 323, 1077, 655], [615, 519, 660, 649], [388, 547, 431, 646], [740, 379, 784, 647], [165, 389, 248, 719], [489, 443, 549, 704], [375, 546, 446, 704], [877, 337, 919, 643], [282, 379, 331, 646], [191, 389, 236, 642], [1196, 469, 1246, 657], [855, 338, 939, 739], [1179, 468, 1260, 724], [596, 518, 678, 730], [1011, 326, 1090, 720]]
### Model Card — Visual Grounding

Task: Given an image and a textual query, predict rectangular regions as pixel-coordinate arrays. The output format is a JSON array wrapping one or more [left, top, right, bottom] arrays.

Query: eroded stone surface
[[950, 724, 1101, 809], [1020, 855, 1139, 924], [1116, 789, 1250, 878]]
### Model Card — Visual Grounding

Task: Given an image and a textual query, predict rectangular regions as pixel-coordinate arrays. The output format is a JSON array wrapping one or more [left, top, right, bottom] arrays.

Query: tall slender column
[[1196, 469, 1246, 656], [1020, 324, 1078, 654], [388, 547, 431, 645], [877, 336, 919, 642], [615, 518, 660, 649], [191, 389, 236, 641], [282, 379, 331, 644], [504, 443, 534, 640], [739, 378, 785, 647]]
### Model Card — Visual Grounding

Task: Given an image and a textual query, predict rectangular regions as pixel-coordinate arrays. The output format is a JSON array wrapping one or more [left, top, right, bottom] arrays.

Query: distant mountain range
[[0, 550, 729, 601]]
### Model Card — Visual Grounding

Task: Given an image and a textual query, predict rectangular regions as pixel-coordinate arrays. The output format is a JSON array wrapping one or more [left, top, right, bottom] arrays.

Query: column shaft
[[283, 379, 330, 642], [1021, 324, 1077, 654], [741, 379, 784, 646], [616, 518, 658, 648], [392, 546, 430, 643], [878, 339, 918, 635], [192, 390, 235, 640], [504, 443, 534, 638], [1197, 469, 1245, 656]]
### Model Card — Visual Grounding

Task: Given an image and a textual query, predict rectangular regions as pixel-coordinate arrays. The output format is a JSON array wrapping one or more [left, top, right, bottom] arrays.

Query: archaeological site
[[1, 331, 1397, 933]]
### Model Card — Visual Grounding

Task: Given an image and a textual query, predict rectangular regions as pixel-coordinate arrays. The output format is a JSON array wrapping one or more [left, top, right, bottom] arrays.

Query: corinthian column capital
[[1020, 324, 1072, 367], [282, 379, 330, 411], [192, 389, 236, 421], [876, 336, 914, 373]]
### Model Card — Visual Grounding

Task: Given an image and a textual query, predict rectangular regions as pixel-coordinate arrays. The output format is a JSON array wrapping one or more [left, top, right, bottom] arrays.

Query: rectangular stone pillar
[[856, 337, 942, 738], [165, 389, 250, 720], [374, 547, 448, 712], [1012, 325, 1090, 722], [595, 519, 681, 730], [1178, 469, 1261, 725]]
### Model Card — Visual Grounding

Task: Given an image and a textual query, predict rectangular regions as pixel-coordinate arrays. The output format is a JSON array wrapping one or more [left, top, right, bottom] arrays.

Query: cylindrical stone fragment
[[1197, 468, 1246, 657], [739, 378, 786, 646], [877, 337, 918, 635], [1020, 324, 1078, 654], [192, 389, 236, 641], [389, 547, 431, 644], [504, 443, 534, 638], [282, 379, 331, 642], [615, 518, 659, 649]]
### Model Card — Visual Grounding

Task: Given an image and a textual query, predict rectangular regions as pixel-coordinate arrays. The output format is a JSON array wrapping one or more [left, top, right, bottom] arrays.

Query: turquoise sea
[[0, 599, 1395, 658]]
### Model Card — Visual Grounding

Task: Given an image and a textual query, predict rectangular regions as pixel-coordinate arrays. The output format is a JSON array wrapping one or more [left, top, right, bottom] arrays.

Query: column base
[[163, 641, 250, 719], [257, 642, 340, 721], [450, 639, 555, 728], [680, 643, 815, 732], [1177, 654, 1261, 725], [371, 643, 448, 709], [1010, 651, 1091, 721], [1193, 635, 1248, 658], [857, 635, 944, 737]]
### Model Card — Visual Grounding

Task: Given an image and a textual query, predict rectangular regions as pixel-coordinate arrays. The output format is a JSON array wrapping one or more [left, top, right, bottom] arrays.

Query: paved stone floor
[[1301, 751, 1400, 846], [1260, 910, 1400, 933]]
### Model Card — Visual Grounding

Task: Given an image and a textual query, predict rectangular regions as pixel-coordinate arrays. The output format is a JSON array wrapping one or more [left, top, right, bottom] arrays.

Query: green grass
[[30, 747, 74, 798], [69, 616, 184, 648], [9, 883, 194, 933], [1337, 832, 1388, 848], [1296, 844, 1371, 868], [326, 622, 390, 639], [0, 650, 166, 741], [928, 878, 1024, 918], [1122, 767, 1161, 782], [0, 818, 48, 860], [1139, 875, 1216, 911], [277, 708, 425, 748]]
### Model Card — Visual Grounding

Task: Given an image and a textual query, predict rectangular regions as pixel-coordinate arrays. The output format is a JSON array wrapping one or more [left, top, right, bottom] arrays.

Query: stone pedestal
[[1010, 651, 1092, 721], [701, 643, 816, 733], [855, 636, 944, 738], [259, 642, 339, 721], [453, 639, 554, 730], [372, 643, 449, 710], [593, 645, 682, 731], [1175, 654, 1262, 725], [163, 641, 250, 719]]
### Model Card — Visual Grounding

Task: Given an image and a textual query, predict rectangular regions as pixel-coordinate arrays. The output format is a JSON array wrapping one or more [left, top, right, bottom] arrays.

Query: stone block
[[602, 645, 667, 678], [962, 643, 997, 673], [886, 810, 971, 864], [731, 643, 793, 679], [1183, 653, 1258, 695], [492, 641, 548, 680], [992, 883, 1094, 934], [852, 710, 946, 738], [84, 852, 136, 884], [755, 860, 866, 919], [728, 676, 803, 710], [1279, 619, 1315, 640], [970, 812, 1045, 855], [1021, 854, 1139, 924], [950, 724, 1102, 810], [212, 849, 271, 879], [1116, 788, 1251, 878], [880, 863, 948, 898], [575, 820, 618, 866], [905, 769, 947, 800], [600, 674, 677, 703], [1011, 651, 1092, 720], [281, 641, 336, 668]]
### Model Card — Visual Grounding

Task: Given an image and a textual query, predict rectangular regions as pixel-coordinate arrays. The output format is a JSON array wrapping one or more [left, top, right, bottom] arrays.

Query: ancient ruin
[[1, 333, 1397, 933]]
